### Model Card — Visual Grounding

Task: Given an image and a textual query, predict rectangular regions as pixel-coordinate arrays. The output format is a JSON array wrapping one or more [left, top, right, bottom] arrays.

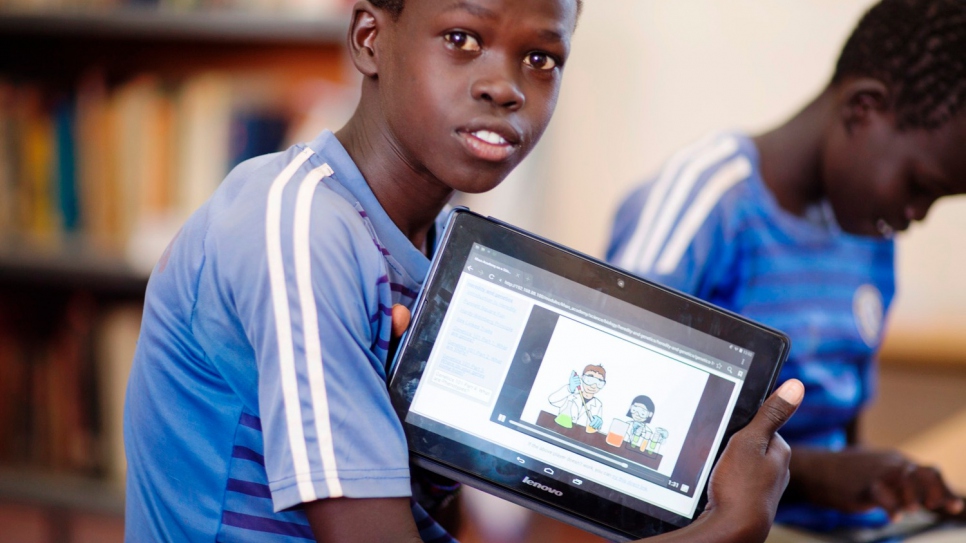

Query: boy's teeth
[[473, 130, 507, 145]]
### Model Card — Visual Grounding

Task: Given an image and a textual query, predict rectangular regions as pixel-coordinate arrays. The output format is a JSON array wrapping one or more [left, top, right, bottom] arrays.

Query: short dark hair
[[626, 395, 655, 422], [370, 0, 583, 21], [832, 0, 966, 130], [369, 0, 404, 19]]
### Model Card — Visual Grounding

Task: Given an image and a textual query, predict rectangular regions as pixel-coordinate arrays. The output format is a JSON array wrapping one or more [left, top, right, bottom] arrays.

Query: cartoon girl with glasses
[[624, 395, 655, 450], [549, 365, 606, 431]]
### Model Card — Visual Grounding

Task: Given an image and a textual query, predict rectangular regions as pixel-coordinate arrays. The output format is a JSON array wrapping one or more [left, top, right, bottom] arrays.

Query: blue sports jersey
[[607, 132, 895, 531], [124, 130, 456, 542]]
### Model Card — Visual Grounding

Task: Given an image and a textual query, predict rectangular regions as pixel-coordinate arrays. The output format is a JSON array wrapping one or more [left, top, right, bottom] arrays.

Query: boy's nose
[[471, 72, 525, 111]]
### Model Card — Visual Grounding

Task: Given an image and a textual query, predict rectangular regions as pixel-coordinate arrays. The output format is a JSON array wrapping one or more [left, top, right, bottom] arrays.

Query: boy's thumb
[[748, 379, 804, 437]]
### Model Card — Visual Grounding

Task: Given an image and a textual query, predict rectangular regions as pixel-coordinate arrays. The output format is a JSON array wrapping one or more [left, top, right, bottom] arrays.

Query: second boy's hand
[[786, 447, 964, 520]]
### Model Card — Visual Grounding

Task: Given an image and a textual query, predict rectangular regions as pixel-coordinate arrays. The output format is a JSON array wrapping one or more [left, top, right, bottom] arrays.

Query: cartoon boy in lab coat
[[548, 365, 606, 430]]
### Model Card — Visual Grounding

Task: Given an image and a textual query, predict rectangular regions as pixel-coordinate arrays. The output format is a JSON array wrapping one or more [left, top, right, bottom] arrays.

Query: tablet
[[388, 209, 790, 540]]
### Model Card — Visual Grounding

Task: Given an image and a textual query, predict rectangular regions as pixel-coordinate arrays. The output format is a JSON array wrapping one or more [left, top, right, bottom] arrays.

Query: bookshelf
[[0, 468, 124, 516], [0, 7, 352, 539], [0, 10, 349, 82], [0, 10, 348, 44], [0, 239, 148, 298]]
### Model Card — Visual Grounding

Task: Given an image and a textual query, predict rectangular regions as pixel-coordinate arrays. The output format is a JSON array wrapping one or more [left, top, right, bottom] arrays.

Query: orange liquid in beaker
[[606, 431, 624, 447]]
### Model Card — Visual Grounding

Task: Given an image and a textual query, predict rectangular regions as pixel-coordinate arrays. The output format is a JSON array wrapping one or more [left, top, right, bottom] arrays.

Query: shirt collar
[[307, 130, 432, 282]]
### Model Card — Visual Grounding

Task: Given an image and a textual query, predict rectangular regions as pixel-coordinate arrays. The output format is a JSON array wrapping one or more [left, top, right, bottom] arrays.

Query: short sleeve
[[223, 168, 411, 512], [606, 145, 751, 301]]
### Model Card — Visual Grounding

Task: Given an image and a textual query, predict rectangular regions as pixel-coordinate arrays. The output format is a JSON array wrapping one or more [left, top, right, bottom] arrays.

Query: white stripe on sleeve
[[633, 136, 739, 275], [617, 133, 720, 271], [265, 147, 317, 503], [654, 156, 752, 275], [292, 163, 344, 499]]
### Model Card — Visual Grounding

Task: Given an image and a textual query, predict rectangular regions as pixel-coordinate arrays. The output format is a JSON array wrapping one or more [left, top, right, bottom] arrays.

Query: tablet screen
[[404, 241, 757, 524], [390, 211, 787, 538]]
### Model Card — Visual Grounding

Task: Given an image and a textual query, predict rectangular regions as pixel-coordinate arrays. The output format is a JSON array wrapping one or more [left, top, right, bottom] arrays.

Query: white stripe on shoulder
[[617, 133, 720, 271], [654, 155, 752, 275], [632, 136, 740, 274], [265, 147, 317, 503], [291, 162, 344, 499]]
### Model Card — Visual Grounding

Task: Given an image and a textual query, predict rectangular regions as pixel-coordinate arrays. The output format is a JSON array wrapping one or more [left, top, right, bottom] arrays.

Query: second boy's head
[[346, 0, 580, 195], [820, 0, 966, 237]]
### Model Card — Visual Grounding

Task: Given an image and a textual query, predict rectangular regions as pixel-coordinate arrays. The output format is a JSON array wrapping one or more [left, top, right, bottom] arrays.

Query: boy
[[124, 0, 802, 541], [608, 0, 966, 532]]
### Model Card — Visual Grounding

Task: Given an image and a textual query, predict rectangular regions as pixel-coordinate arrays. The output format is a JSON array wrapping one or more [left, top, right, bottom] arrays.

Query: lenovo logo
[[522, 476, 563, 497]]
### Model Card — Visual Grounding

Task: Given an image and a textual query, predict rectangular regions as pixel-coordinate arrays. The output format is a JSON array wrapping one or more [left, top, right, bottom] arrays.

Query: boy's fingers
[[899, 464, 922, 510], [917, 467, 945, 510], [913, 466, 964, 514], [391, 305, 411, 339], [871, 480, 902, 517], [747, 379, 804, 438]]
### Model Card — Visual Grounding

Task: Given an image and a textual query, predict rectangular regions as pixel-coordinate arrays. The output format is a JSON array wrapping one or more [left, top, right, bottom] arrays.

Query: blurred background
[[0, 0, 964, 541]]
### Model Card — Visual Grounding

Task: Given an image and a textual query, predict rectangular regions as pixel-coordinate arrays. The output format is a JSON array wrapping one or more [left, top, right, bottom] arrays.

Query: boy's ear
[[348, 1, 385, 78], [837, 78, 892, 134]]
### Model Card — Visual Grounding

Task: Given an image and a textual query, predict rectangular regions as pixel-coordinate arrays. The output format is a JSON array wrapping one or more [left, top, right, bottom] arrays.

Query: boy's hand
[[391, 304, 411, 339], [644, 380, 802, 543], [788, 447, 964, 519], [692, 379, 804, 543], [387, 305, 412, 362]]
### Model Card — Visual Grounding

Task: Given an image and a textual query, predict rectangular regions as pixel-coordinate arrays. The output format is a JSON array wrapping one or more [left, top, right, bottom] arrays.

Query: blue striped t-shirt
[[606, 132, 895, 531], [124, 130, 457, 542]]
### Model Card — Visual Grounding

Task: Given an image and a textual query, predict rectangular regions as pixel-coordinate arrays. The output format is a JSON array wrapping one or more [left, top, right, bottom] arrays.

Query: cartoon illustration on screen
[[547, 365, 606, 432], [623, 395, 655, 450], [617, 395, 670, 455], [602, 395, 669, 462], [513, 316, 710, 477]]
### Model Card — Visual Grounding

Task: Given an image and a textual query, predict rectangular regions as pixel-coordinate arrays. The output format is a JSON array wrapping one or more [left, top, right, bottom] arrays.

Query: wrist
[[785, 445, 822, 504]]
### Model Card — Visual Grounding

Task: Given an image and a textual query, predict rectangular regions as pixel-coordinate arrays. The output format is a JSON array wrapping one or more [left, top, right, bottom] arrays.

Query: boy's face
[[821, 110, 966, 238], [375, 0, 577, 194]]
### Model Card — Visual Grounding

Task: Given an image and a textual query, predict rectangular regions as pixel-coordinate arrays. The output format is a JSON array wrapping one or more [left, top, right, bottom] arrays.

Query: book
[[76, 72, 120, 249], [19, 86, 56, 240], [54, 97, 79, 233], [0, 81, 16, 236], [94, 303, 142, 485], [1, 68, 364, 270]]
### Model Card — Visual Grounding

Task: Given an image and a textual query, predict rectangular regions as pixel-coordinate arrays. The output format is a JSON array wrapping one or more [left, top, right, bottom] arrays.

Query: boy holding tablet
[[124, 0, 802, 541], [608, 0, 966, 532]]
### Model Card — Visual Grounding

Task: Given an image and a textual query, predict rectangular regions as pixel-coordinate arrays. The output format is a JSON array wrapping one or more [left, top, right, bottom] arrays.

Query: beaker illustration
[[645, 428, 669, 455], [554, 413, 573, 429], [631, 425, 653, 451], [606, 419, 629, 447]]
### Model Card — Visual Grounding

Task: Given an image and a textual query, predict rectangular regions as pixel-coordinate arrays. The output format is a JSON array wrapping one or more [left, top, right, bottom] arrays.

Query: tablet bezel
[[388, 209, 790, 541]]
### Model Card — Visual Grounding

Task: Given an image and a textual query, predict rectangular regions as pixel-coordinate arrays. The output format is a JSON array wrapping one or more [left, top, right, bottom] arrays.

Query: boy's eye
[[524, 52, 557, 71], [444, 31, 481, 52]]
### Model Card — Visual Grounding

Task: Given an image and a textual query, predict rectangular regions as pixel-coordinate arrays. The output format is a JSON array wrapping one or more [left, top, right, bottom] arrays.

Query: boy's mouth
[[457, 127, 520, 162]]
